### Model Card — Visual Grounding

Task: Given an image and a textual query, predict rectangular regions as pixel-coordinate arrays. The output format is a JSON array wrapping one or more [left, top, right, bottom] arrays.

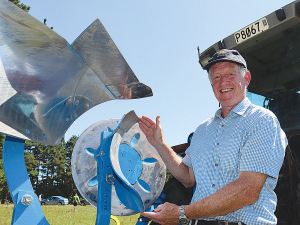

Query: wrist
[[184, 205, 192, 221], [154, 139, 167, 149], [178, 205, 189, 225]]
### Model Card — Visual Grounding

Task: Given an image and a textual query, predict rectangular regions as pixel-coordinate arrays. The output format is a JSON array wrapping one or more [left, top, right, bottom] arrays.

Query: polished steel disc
[[71, 119, 166, 215]]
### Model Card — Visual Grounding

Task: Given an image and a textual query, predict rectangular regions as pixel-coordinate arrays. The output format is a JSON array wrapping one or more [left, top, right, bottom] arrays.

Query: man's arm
[[141, 171, 267, 225], [185, 171, 267, 219], [155, 141, 196, 188], [138, 115, 196, 188]]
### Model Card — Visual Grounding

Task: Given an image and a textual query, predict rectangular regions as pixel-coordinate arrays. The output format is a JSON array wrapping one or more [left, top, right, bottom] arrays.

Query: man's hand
[[139, 115, 196, 188], [138, 116, 163, 148], [141, 202, 180, 225]]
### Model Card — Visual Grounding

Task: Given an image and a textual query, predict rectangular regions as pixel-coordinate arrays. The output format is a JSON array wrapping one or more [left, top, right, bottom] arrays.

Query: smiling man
[[138, 49, 287, 225]]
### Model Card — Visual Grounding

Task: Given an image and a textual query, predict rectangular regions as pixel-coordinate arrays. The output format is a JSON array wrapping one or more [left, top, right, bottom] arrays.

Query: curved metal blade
[[110, 111, 144, 212], [0, 1, 152, 145]]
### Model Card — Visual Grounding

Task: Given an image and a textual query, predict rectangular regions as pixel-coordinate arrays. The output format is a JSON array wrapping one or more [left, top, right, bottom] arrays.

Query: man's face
[[210, 62, 250, 110]]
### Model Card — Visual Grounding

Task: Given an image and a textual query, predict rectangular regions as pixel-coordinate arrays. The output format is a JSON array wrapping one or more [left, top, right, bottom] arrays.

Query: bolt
[[100, 151, 105, 156], [91, 195, 95, 200], [21, 195, 33, 206]]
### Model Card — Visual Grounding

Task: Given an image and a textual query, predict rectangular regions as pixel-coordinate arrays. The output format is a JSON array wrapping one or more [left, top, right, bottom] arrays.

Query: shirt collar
[[215, 97, 252, 119]]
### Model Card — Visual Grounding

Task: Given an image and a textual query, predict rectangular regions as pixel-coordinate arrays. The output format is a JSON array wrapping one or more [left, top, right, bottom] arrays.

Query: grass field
[[0, 204, 142, 225]]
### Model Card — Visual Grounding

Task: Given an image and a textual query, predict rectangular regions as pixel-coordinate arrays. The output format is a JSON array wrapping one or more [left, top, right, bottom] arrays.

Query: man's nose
[[220, 75, 229, 85]]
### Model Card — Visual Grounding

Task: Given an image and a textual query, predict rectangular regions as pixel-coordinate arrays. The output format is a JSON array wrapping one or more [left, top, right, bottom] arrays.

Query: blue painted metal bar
[[2, 136, 49, 225], [94, 131, 114, 225]]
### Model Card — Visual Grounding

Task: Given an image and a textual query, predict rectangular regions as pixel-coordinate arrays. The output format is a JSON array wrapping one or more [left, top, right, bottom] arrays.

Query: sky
[[21, 0, 294, 147]]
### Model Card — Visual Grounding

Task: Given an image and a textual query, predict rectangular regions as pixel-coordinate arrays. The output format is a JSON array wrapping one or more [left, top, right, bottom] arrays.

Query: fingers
[[140, 211, 156, 220], [138, 120, 149, 133], [138, 116, 157, 132], [141, 204, 163, 224], [140, 116, 156, 127], [156, 116, 161, 128], [154, 203, 163, 212], [138, 115, 163, 148], [141, 203, 179, 225]]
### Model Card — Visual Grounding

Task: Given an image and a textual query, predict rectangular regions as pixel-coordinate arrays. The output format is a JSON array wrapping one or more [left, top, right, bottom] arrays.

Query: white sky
[[22, 0, 293, 146]]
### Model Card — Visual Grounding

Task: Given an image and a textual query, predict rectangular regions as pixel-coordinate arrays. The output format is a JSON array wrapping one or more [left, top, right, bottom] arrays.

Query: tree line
[[0, 134, 80, 202]]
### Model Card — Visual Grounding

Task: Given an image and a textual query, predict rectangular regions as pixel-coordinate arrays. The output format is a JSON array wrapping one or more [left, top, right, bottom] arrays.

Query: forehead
[[209, 61, 239, 74]]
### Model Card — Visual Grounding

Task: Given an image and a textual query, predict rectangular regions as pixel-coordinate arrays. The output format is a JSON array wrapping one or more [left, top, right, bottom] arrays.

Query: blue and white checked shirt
[[182, 98, 287, 225]]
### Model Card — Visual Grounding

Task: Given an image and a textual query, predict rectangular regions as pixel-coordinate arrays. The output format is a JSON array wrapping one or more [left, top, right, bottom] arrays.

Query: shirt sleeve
[[182, 146, 192, 168], [182, 124, 204, 168], [239, 115, 287, 179]]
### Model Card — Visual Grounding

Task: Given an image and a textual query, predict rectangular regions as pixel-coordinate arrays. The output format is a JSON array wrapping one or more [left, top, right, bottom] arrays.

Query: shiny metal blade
[[0, 0, 152, 145], [110, 111, 144, 212]]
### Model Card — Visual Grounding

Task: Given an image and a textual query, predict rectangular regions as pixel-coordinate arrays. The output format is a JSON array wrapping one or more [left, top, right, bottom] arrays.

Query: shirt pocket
[[219, 132, 244, 173]]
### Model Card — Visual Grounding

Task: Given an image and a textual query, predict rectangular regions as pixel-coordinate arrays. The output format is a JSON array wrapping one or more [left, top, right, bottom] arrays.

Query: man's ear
[[245, 71, 251, 86]]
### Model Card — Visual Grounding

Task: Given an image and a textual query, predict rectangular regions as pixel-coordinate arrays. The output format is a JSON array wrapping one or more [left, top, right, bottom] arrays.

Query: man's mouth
[[220, 88, 233, 93]]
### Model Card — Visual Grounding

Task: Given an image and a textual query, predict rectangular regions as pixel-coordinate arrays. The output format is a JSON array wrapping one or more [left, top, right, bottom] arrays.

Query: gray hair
[[208, 64, 248, 84]]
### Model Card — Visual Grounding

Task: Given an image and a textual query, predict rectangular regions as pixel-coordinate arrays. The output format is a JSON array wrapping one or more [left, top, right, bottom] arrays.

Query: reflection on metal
[[71, 114, 166, 216], [0, 0, 152, 145]]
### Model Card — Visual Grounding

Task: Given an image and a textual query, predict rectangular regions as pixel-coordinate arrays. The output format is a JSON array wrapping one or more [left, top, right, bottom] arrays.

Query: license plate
[[234, 17, 269, 44]]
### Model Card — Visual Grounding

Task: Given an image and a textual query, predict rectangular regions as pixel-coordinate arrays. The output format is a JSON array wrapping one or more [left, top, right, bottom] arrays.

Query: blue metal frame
[[2, 128, 137, 225], [2, 111, 163, 225], [94, 130, 114, 225], [2, 132, 115, 225], [2, 135, 49, 225], [2, 131, 120, 225]]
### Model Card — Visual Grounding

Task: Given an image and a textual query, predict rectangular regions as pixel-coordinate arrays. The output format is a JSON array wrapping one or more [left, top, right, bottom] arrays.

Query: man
[[138, 49, 287, 225], [39, 193, 43, 202], [73, 193, 80, 212]]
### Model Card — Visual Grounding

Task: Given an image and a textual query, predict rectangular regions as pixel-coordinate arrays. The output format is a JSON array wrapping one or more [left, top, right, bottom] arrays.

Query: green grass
[[0, 204, 142, 225]]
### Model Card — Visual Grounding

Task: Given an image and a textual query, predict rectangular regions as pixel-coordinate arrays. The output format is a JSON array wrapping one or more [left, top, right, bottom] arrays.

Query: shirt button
[[217, 143, 219, 145], [222, 124, 224, 127], [212, 184, 215, 187], [215, 163, 218, 166]]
